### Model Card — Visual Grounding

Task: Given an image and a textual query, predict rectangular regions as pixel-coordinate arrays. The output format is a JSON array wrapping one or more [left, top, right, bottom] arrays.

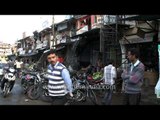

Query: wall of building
[[76, 15, 91, 30]]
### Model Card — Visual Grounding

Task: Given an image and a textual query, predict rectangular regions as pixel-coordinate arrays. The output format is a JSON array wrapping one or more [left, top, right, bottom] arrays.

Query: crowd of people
[[44, 48, 144, 105], [77, 48, 144, 105], [0, 48, 144, 105]]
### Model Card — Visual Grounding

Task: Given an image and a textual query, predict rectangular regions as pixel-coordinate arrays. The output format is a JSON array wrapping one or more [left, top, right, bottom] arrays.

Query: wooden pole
[[52, 15, 55, 49]]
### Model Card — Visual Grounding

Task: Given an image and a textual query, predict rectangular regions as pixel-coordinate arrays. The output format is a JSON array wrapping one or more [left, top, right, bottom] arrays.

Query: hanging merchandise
[[155, 44, 160, 98]]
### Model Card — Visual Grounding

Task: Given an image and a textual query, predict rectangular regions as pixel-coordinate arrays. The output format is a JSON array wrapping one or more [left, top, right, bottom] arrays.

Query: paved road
[[0, 79, 96, 105], [0, 79, 50, 105], [0, 78, 158, 105]]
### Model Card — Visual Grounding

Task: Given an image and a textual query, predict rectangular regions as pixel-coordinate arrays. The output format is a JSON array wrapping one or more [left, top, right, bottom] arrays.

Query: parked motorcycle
[[66, 72, 98, 105], [27, 72, 48, 100], [0, 64, 4, 82], [20, 70, 37, 94], [1, 67, 16, 97]]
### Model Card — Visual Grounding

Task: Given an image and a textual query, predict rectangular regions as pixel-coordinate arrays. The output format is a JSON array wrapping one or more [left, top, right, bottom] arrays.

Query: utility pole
[[51, 15, 55, 49], [100, 15, 105, 64], [115, 15, 118, 67]]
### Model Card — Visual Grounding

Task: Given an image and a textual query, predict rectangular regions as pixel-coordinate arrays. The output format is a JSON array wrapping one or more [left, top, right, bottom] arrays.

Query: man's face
[[47, 53, 58, 65], [127, 51, 135, 62]]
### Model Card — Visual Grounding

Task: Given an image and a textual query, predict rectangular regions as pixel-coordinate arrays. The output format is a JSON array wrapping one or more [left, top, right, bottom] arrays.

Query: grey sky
[[0, 15, 66, 44]]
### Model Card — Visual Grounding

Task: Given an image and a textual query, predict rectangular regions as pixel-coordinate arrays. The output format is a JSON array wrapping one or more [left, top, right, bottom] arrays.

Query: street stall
[[155, 23, 160, 98], [120, 15, 160, 87], [123, 40, 159, 86]]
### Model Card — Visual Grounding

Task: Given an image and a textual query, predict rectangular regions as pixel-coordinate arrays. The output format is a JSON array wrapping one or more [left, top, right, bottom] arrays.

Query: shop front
[[120, 32, 159, 86]]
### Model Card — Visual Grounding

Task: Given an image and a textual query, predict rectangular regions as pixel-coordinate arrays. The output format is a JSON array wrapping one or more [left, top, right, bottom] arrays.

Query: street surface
[[0, 78, 159, 105]]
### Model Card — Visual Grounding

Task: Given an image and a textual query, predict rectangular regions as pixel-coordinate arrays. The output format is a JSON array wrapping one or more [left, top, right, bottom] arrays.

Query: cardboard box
[[144, 71, 158, 86]]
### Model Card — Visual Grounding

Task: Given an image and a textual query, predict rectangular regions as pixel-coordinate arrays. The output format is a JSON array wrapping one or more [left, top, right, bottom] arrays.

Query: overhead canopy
[[121, 15, 160, 21], [79, 28, 100, 36], [69, 28, 100, 39], [53, 42, 73, 47], [18, 52, 38, 57]]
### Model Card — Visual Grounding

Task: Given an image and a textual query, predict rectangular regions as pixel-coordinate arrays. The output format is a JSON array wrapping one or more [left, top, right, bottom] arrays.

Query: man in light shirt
[[14, 59, 23, 78], [101, 60, 117, 105]]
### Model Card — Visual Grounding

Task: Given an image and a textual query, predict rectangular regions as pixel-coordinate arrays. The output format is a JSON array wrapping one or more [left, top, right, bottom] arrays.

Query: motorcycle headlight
[[4, 74, 8, 79], [11, 76, 16, 81], [9, 68, 15, 73]]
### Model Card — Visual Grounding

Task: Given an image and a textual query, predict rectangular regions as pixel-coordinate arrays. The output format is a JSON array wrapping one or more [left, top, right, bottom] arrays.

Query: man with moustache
[[45, 49, 73, 105], [121, 48, 145, 105]]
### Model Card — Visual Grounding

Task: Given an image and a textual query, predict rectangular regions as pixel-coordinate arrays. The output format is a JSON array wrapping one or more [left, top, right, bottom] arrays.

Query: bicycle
[[65, 72, 98, 105]]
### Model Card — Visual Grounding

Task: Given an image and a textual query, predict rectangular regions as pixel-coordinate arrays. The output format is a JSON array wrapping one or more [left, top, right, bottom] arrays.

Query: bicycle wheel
[[74, 89, 86, 102], [88, 89, 98, 105]]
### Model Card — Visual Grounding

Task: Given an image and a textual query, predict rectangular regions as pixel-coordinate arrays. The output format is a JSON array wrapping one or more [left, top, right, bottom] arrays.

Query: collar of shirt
[[130, 59, 140, 72], [107, 64, 113, 68], [49, 61, 60, 71], [108, 64, 113, 66], [53, 61, 59, 68], [132, 59, 140, 67]]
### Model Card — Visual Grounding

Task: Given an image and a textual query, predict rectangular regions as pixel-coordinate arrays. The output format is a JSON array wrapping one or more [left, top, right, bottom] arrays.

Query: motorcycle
[[27, 72, 48, 100], [65, 72, 98, 105], [1, 67, 16, 97], [0, 64, 4, 82], [20, 70, 37, 94]]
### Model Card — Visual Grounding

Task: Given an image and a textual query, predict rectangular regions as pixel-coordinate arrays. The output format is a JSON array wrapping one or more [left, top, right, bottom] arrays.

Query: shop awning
[[53, 42, 74, 48], [79, 28, 100, 36], [18, 52, 38, 57], [121, 15, 160, 21], [120, 32, 155, 44], [56, 46, 66, 51], [7, 54, 15, 57], [38, 47, 48, 51], [70, 28, 100, 38]]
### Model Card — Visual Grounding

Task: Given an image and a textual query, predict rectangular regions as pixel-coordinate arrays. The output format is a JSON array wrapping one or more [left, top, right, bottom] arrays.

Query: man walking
[[101, 60, 117, 105], [45, 49, 73, 105]]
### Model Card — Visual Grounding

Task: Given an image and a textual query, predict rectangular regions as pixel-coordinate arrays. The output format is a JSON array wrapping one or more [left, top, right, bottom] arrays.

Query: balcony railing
[[103, 15, 136, 25]]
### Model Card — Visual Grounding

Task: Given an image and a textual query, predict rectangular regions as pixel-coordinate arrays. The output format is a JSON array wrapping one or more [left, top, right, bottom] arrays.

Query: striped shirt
[[46, 61, 72, 96]]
